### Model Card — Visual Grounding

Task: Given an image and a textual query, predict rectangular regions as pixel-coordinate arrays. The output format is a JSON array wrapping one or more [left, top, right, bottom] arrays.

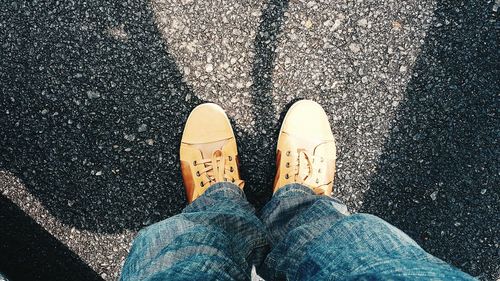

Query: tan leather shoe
[[180, 103, 244, 202], [273, 100, 336, 196]]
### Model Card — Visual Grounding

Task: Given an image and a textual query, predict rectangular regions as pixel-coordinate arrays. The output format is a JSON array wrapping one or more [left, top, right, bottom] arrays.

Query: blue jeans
[[120, 183, 475, 280]]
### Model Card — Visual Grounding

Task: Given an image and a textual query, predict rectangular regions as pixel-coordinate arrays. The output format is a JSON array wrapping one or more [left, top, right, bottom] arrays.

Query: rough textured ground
[[1, 0, 498, 280]]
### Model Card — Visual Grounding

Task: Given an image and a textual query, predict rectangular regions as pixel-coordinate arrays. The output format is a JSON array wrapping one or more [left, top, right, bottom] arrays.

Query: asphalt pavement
[[1, 0, 498, 280]]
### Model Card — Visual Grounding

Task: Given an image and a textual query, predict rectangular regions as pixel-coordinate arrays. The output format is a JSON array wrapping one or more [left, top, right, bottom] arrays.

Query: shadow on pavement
[[361, 0, 499, 279], [241, 0, 290, 207], [3, 0, 496, 279], [0, 0, 202, 234], [0, 195, 102, 281], [0, 0, 289, 277], [0, 0, 290, 231], [0, 0, 295, 277]]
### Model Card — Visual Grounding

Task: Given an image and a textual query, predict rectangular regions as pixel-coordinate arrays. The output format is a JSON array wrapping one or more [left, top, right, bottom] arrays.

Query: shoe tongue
[[298, 152, 310, 180], [298, 141, 335, 186], [193, 139, 227, 159]]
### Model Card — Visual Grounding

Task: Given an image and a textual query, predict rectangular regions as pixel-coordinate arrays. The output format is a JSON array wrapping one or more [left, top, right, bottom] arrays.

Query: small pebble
[[138, 124, 147, 133], [349, 43, 361, 53], [357, 18, 368, 27], [205, 63, 214, 73], [124, 134, 135, 141], [86, 91, 100, 99], [304, 19, 313, 29], [430, 190, 438, 201]]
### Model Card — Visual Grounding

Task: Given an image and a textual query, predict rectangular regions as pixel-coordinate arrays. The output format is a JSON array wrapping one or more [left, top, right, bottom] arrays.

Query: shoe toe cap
[[282, 100, 334, 140], [182, 103, 234, 144]]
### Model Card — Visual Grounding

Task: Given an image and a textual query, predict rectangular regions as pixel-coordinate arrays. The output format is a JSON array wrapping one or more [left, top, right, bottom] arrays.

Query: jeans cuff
[[184, 182, 248, 213], [201, 181, 245, 199], [273, 183, 317, 198], [272, 183, 349, 215]]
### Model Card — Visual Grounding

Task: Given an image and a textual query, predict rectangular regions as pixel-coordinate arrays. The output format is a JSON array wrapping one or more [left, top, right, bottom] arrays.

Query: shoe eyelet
[[231, 178, 235, 183], [316, 179, 319, 184], [318, 169, 321, 173], [286, 151, 291, 156], [196, 171, 200, 177], [193, 160, 197, 165], [285, 174, 289, 179], [200, 182, 204, 187], [228, 156, 233, 161], [285, 162, 290, 168], [230, 167, 234, 172]]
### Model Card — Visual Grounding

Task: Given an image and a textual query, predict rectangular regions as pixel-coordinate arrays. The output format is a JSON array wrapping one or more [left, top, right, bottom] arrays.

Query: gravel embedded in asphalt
[[0, 0, 498, 280]]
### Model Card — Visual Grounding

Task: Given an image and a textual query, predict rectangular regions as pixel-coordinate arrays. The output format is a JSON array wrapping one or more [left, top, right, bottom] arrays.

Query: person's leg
[[260, 183, 475, 280], [259, 100, 475, 280], [120, 103, 268, 280], [121, 182, 268, 281]]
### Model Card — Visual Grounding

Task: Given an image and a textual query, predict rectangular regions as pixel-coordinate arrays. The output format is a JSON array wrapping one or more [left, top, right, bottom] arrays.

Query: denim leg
[[120, 182, 269, 281], [260, 183, 476, 281]]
